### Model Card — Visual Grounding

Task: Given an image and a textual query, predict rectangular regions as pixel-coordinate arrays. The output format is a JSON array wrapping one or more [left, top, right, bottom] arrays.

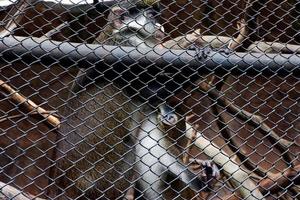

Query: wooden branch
[[248, 41, 300, 53], [166, 17, 300, 53], [0, 80, 60, 128], [177, 33, 300, 53], [0, 182, 45, 200], [41, 22, 69, 39], [207, 17, 268, 178], [196, 81, 293, 163], [0, 0, 31, 37], [162, 30, 202, 49], [204, 34, 300, 53], [0, 111, 58, 123], [162, 30, 232, 50], [185, 123, 265, 200], [162, 29, 300, 54], [209, 101, 267, 178], [259, 164, 300, 195]]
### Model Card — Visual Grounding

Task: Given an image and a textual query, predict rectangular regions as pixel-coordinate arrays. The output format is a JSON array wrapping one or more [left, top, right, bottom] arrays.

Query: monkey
[[94, 0, 164, 47], [52, 1, 219, 199], [134, 104, 220, 200], [52, 2, 166, 199]]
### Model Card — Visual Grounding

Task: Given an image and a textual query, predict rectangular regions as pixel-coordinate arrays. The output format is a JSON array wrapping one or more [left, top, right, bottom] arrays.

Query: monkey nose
[[166, 114, 178, 125], [159, 113, 178, 126], [155, 30, 165, 40], [154, 23, 165, 40]]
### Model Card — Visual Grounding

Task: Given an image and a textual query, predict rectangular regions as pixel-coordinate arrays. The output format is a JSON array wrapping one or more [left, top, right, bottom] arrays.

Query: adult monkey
[[53, 0, 219, 199]]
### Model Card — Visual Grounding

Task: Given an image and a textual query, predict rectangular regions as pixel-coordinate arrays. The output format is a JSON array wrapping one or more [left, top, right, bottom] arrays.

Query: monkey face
[[109, 4, 165, 47]]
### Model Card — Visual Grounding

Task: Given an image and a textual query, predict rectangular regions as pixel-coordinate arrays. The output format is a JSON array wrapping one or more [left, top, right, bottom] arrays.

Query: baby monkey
[[134, 104, 220, 199]]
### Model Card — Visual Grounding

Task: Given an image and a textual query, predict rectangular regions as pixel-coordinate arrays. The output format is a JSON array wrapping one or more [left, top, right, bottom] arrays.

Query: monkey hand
[[189, 158, 220, 187], [192, 44, 234, 61], [190, 45, 213, 60], [194, 159, 220, 191], [200, 160, 220, 181], [218, 45, 233, 55]]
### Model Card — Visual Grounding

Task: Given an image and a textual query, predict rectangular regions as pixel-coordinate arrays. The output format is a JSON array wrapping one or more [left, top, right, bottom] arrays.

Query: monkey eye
[[120, 13, 126, 20], [120, 11, 130, 21], [147, 12, 154, 18], [147, 10, 159, 19]]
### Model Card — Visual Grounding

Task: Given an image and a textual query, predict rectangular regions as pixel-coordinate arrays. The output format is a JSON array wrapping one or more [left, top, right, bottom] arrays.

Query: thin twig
[[0, 111, 59, 123], [0, 80, 60, 128], [195, 81, 293, 166]]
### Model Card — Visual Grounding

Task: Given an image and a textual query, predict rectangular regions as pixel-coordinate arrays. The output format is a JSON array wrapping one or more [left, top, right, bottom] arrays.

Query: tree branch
[[170, 33, 300, 53], [248, 41, 300, 53], [185, 123, 265, 200], [196, 81, 293, 162], [0, 111, 58, 123], [259, 164, 300, 195], [0, 80, 60, 128]]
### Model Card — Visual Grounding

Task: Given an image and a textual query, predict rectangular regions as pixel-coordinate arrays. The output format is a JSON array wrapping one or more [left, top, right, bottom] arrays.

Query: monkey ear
[[110, 6, 127, 29]]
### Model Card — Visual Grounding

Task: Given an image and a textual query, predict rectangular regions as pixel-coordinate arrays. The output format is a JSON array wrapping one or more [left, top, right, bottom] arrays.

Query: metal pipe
[[0, 36, 299, 77]]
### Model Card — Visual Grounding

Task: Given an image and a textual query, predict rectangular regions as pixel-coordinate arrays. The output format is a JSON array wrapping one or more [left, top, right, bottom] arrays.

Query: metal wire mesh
[[0, 0, 299, 199]]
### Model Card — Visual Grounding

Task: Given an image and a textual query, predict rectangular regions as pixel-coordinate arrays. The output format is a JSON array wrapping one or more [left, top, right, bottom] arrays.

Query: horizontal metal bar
[[0, 36, 299, 104], [0, 36, 299, 77]]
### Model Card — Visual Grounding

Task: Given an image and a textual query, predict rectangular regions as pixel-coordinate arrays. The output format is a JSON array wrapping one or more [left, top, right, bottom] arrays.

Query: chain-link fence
[[0, 0, 299, 199]]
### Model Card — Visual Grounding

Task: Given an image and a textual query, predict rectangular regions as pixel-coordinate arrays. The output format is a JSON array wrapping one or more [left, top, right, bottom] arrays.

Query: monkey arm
[[159, 155, 207, 191], [157, 105, 220, 191], [136, 112, 216, 197]]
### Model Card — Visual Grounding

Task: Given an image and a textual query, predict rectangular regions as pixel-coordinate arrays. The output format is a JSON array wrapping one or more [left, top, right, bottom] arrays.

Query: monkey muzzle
[[154, 29, 165, 41], [158, 104, 178, 126]]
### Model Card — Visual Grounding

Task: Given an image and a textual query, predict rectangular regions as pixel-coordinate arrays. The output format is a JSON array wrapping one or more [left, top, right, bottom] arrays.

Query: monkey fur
[[52, 1, 219, 199]]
